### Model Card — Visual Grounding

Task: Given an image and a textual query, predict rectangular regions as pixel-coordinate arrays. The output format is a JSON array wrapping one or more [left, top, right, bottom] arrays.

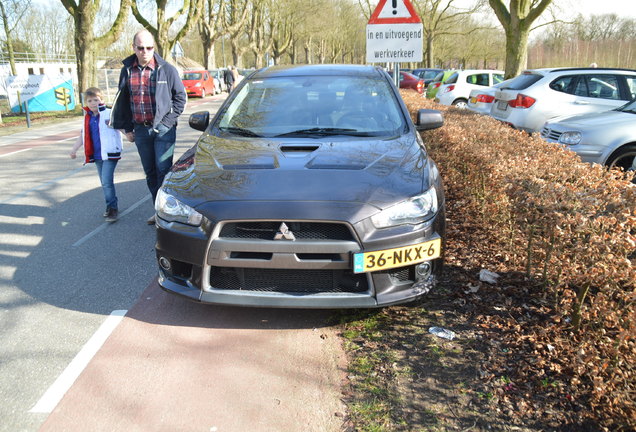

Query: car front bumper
[[155, 207, 445, 309]]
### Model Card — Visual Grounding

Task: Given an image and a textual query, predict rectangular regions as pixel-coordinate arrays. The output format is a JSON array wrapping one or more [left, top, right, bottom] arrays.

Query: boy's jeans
[[134, 124, 177, 204], [95, 159, 118, 210]]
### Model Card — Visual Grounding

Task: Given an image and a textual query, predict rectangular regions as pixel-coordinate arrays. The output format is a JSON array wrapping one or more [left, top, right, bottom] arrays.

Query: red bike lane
[[38, 280, 348, 432]]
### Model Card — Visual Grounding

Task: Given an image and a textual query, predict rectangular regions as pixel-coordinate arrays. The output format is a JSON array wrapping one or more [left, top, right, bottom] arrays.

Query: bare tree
[[198, 0, 247, 68], [488, 0, 553, 78], [0, 0, 32, 75], [131, 0, 204, 62], [59, 0, 131, 93], [221, 0, 251, 67], [413, 0, 485, 68]]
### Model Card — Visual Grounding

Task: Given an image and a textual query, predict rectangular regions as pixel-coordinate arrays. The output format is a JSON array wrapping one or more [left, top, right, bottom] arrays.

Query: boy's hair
[[84, 87, 103, 100]]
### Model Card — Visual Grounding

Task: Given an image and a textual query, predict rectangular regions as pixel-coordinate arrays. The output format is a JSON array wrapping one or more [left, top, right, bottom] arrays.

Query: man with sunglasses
[[111, 29, 187, 225]]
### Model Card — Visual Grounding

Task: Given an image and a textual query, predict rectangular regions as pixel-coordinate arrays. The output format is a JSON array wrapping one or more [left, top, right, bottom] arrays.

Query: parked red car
[[389, 71, 425, 94], [182, 70, 215, 98]]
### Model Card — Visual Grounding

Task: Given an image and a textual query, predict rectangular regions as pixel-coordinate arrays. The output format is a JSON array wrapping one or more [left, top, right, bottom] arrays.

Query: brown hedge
[[402, 91, 636, 430]]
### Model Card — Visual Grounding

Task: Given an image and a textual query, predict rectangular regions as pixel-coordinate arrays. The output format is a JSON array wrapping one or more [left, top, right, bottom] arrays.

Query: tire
[[605, 144, 636, 172], [201, 89, 206, 98], [452, 98, 468, 109]]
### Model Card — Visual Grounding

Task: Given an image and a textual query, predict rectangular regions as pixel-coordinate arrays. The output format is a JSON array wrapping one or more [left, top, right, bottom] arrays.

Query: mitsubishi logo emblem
[[274, 222, 296, 241]]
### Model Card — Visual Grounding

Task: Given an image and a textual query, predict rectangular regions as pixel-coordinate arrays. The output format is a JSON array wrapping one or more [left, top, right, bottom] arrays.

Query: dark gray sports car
[[154, 64, 446, 308]]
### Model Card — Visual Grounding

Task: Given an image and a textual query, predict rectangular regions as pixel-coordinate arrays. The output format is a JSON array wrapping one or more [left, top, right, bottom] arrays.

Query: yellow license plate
[[470, 97, 477, 104], [353, 238, 442, 273]]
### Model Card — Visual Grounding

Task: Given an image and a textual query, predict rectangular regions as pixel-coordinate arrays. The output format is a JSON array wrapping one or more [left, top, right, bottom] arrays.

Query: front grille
[[209, 267, 368, 293], [219, 221, 354, 241], [540, 127, 562, 141]]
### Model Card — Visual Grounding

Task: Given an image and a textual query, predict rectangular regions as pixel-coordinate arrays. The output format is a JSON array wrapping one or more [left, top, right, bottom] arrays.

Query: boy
[[70, 87, 124, 222]]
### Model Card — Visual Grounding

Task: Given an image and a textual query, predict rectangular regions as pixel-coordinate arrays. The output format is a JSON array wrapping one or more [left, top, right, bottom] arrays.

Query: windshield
[[616, 99, 636, 113], [216, 75, 407, 138], [183, 72, 202, 80]]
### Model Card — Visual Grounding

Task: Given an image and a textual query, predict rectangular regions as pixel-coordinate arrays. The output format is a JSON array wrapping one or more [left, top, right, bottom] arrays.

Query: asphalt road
[[0, 94, 346, 431]]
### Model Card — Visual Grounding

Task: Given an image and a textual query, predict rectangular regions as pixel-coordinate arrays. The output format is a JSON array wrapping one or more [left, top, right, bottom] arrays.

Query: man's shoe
[[105, 208, 118, 223], [103, 207, 110, 217], [147, 214, 156, 225]]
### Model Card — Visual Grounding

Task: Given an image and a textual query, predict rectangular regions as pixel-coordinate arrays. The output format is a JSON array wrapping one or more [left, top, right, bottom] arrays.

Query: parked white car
[[466, 79, 512, 115], [541, 100, 636, 171], [490, 67, 636, 133], [435, 69, 504, 108]]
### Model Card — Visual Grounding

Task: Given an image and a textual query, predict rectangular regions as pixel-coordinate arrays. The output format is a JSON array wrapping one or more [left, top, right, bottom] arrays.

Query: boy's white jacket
[[80, 105, 123, 163]]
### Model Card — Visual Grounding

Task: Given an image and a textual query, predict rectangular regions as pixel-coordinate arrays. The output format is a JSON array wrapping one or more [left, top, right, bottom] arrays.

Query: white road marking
[[72, 195, 151, 247], [0, 148, 32, 158], [29, 310, 127, 414]]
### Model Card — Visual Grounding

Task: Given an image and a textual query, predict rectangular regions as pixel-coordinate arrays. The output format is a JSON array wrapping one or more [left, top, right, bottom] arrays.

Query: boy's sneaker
[[105, 208, 118, 223], [103, 207, 110, 217]]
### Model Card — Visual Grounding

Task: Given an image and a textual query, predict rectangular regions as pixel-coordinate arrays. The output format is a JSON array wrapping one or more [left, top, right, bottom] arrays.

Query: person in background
[[224, 66, 235, 92], [70, 87, 124, 223], [110, 29, 187, 225]]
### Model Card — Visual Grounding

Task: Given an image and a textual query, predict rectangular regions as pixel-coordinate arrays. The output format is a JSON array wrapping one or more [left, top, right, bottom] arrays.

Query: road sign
[[366, 0, 423, 63]]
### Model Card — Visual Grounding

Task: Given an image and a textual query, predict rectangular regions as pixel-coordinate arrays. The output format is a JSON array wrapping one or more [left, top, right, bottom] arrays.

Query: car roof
[[250, 64, 385, 79], [455, 69, 504, 74], [524, 67, 636, 74]]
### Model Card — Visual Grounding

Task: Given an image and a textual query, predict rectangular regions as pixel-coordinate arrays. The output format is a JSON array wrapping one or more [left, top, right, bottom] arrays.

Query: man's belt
[[135, 120, 153, 127]]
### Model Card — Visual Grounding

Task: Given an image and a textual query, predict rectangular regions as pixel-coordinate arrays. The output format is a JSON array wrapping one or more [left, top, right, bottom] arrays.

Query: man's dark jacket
[[110, 52, 187, 133]]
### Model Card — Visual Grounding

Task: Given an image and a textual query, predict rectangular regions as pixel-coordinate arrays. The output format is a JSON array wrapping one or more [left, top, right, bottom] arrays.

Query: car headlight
[[558, 131, 582, 145], [371, 186, 438, 228], [155, 189, 203, 226]]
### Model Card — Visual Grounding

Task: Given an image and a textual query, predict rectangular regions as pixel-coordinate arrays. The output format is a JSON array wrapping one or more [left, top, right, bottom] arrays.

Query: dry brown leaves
[[401, 90, 636, 431]]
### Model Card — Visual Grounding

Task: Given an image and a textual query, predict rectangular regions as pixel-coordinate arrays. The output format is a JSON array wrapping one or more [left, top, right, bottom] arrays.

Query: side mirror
[[415, 109, 444, 131], [189, 111, 210, 132]]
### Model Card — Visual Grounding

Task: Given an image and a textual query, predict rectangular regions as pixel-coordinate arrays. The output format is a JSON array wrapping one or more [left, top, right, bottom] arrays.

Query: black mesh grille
[[209, 268, 368, 293], [219, 222, 354, 241], [378, 266, 414, 282]]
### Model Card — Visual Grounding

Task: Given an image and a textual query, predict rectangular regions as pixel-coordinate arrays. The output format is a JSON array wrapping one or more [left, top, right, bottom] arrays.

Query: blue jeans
[[94, 159, 118, 210], [134, 124, 177, 203]]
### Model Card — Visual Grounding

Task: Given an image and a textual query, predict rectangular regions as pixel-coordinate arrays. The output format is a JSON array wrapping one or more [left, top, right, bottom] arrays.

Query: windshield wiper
[[219, 126, 262, 137], [275, 127, 361, 137]]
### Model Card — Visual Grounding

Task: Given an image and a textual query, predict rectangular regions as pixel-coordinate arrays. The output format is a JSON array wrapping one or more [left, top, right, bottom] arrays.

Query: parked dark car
[[389, 70, 425, 94], [155, 64, 446, 308], [412, 68, 444, 87]]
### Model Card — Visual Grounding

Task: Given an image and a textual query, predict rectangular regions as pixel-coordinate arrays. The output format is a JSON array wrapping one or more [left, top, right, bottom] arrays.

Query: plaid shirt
[[129, 58, 156, 124]]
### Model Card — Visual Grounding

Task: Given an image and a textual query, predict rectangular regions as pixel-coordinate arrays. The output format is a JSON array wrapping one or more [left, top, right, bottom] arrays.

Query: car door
[[568, 74, 626, 115]]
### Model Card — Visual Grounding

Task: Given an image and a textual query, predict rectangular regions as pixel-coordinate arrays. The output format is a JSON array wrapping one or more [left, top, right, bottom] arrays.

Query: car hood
[[548, 110, 634, 129], [164, 133, 429, 214]]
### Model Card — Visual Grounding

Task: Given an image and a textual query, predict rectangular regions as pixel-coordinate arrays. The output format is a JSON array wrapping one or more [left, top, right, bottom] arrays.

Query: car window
[[446, 72, 458, 84], [431, 71, 444, 82], [503, 73, 543, 90], [549, 75, 577, 94], [625, 76, 636, 99], [466, 74, 489, 86], [183, 72, 202, 80], [571, 74, 621, 99], [422, 70, 440, 80], [217, 75, 407, 137], [493, 74, 504, 84]]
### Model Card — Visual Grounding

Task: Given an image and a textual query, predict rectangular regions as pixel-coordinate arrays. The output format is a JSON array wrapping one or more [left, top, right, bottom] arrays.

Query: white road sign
[[366, 0, 423, 63]]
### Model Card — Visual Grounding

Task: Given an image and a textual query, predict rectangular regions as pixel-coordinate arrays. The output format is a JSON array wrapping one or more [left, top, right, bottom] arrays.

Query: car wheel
[[606, 144, 636, 172], [452, 99, 468, 109], [201, 89, 206, 98]]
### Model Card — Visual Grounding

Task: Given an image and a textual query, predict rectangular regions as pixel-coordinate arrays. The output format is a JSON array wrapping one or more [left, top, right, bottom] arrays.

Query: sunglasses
[[136, 46, 154, 51]]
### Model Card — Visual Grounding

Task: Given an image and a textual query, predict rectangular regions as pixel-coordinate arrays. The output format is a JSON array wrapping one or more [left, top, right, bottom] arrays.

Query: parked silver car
[[541, 100, 636, 170], [466, 79, 511, 115], [490, 67, 636, 133]]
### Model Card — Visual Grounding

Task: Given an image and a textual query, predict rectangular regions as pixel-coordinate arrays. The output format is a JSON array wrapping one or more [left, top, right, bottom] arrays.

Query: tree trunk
[[73, 8, 96, 93], [504, 26, 530, 78], [426, 33, 433, 68], [0, 1, 17, 75]]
